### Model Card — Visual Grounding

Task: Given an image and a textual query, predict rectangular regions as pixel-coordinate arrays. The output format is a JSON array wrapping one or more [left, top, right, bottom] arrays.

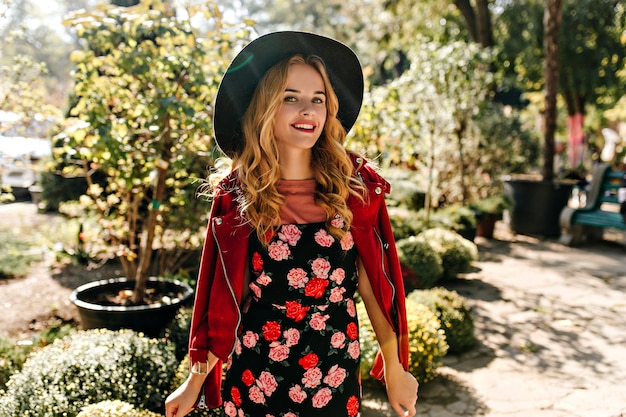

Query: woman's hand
[[385, 363, 419, 417], [164, 375, 204, 417]]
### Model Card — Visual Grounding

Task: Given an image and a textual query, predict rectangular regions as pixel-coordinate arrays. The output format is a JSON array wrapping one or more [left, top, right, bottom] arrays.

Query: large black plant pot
[[70, 277, 194, 337], [503, 178, 574, 238]]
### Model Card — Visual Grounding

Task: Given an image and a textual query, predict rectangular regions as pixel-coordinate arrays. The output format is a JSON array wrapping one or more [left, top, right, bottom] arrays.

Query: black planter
[[70, 277, 194, 337], [503, 178, 574, 238]]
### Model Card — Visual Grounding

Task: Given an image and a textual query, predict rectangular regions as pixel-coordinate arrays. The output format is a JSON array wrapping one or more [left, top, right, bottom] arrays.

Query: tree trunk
[[454, 0, 494, 47], [542, 0, 563, 182]]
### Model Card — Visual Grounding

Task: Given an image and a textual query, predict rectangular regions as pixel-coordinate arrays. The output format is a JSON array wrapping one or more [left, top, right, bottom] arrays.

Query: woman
[[165, 31, 418, 417]]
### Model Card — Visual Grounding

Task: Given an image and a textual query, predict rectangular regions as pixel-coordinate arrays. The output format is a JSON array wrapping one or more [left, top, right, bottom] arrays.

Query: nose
[[299, 103, 315, 116]]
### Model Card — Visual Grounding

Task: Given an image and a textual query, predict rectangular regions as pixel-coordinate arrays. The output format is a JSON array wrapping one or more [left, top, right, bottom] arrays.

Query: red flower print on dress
[[257, 371, 278, 396], [340, 231, 354, 250], [323, 365, 347, 388], [268, 342, 290, 362], [311, 257, 331, 279], [242, 369, 255, 386], [346, 298, 356, 317], [285, 301, 310, 322], [242, 331, 259, 349], [283, 328, 301, 347], [278, 224, 302, 246], [314, 229, 335, 247], [309, 312, 329, 331], [347, 395, 360, 416], [346, 322, 358, 341], [298, 353, 319, 369], [288, 384, 307, 403], [223, 400, 237, 417], [330, 332, 346, 349], [248, 385, 266, 404], [251, 251, 263, 271], [230, 386, 242, 406], [264, 228, 277, 243], [329, 268, 346, 284], [311, 387, 333, 408], [348, 340, 360, 359], [268, 240, 290, 261], [302, 367, 323, 388], [287, 268, 308, 289], [262, 321, 282, 342], [304, 277, 328, 299], [329, 286, 346, 303]]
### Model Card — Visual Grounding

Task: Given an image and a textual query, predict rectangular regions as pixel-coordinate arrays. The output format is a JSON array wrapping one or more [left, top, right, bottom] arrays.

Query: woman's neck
[[278, 148, 314, 180]]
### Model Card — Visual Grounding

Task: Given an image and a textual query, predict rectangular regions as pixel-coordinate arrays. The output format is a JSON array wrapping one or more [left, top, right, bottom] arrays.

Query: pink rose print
[[329, 287, 345, 303], [251, 251, 263, 271], [329, 268, 346, 284], [346, 298, 356, 317], [248, 385, 266, 404], [249, 282, 262, 298], [242, 369, 255, 386], [302, 367, 323, 388], [223, 401, 237, 417], [231, 386, 242, 406], [298, 353, 319, 370], [283, 328, 300, 347], [267, 240, 290, 261], [312, 387, 333, 408], [340, 231, 354, 250], [288, 384, 307, 404], [257, 371, 278, 396], [347, 395, 360, 417], [309, 312, 329, 331], [314, 229, 335, 247], [268, 342, 290, 362], [323, 365, 347, 388], [331, 214, 345, 229], [304, 277, 328, 299], [346, 322, 358, 341], [234, 338, 242, 355], [284, 413, 298, 417], [242, 331, 259, 349], [285, 301, 310, 322], [311, 257, 331, 279], [278, 224, 302, 246], [262, 321, 282, 342], [348, 340, 360, 359], [330, 332, 346, 349], [256, 272, 272, 286], [287, 268, 308, 289]]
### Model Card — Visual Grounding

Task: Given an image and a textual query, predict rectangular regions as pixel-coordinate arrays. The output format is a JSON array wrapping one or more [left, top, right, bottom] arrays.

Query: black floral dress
[[221, 221, 361, 417]]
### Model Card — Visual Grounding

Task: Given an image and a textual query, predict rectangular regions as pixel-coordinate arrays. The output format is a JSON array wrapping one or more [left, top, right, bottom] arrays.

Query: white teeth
[[294, 124, 314, 130]]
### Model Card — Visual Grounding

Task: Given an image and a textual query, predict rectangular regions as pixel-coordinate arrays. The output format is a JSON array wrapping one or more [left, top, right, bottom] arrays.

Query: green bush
[[430, 205, 477, 232], [77, 400, 163, 417], [408, 288, 476, 355], [396, 236, 443, 289], [357, 298, 448, 384], [0, 329, 177, 416], [387, 180, 426, 211], [388, 207, 426, 241], [162, 307, 193, 362], [0, 232, 38, 278], [417, 228, 477, 279]]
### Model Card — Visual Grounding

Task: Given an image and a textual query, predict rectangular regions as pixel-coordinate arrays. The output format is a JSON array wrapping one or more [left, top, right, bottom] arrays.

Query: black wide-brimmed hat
[[213, 31, 364, 158]]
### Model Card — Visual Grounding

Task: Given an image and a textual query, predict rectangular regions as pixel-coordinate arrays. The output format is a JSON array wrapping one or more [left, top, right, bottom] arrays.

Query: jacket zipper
[[212, 218, 242, 357], [373, 227, 397, 314]]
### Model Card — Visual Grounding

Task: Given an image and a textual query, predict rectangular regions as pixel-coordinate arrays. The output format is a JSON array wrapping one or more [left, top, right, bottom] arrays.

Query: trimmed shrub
[[77, 400, 163, 417], [396, 236, 444, 289], [357, 298, 448, 384], [0, 329, 177, 416], [408, 288, 476, 355], [416, 228, 477, 279], [388, 207, 426, 241], [0, 232, 38, 278]]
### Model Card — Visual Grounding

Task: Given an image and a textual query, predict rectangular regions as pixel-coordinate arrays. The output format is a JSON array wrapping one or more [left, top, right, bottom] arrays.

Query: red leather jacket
[[188, 154, 409, 408]]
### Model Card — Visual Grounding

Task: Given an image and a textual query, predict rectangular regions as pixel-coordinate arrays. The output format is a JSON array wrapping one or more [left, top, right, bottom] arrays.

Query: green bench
[[559, 163, 626, 246]]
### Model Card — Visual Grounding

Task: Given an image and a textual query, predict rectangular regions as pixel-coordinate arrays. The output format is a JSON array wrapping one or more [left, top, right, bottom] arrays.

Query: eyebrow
[[285, 88, 326, 96]]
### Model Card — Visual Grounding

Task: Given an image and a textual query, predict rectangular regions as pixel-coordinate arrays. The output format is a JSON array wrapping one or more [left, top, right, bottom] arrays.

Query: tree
[[58, 0, 252, 304], [543, 0, 562, 181]]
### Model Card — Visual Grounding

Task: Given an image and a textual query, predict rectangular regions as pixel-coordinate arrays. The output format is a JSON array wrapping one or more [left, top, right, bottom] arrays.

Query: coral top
[[277, 179, 327, 224]]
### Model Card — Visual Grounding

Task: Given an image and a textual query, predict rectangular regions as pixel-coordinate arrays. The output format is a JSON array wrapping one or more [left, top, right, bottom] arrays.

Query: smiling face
[[273, 63, 328, 155]]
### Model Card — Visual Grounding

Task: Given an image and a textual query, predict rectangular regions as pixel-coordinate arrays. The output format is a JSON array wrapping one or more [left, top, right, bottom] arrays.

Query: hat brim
[[213, 31, 364, 158]]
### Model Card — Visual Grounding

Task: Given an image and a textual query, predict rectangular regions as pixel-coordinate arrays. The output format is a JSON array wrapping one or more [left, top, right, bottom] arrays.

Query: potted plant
[[57, 1, 251, 335], [469, 195, 512, 238]]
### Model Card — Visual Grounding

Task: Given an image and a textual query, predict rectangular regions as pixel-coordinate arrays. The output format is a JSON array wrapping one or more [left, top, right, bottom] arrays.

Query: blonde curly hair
[[211, 54, 366, 245]]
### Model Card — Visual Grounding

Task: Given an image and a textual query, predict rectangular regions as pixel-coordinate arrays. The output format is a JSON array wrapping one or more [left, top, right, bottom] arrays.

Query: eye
[[313, 97, 325, 104], [284, 95, 297, 102]]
